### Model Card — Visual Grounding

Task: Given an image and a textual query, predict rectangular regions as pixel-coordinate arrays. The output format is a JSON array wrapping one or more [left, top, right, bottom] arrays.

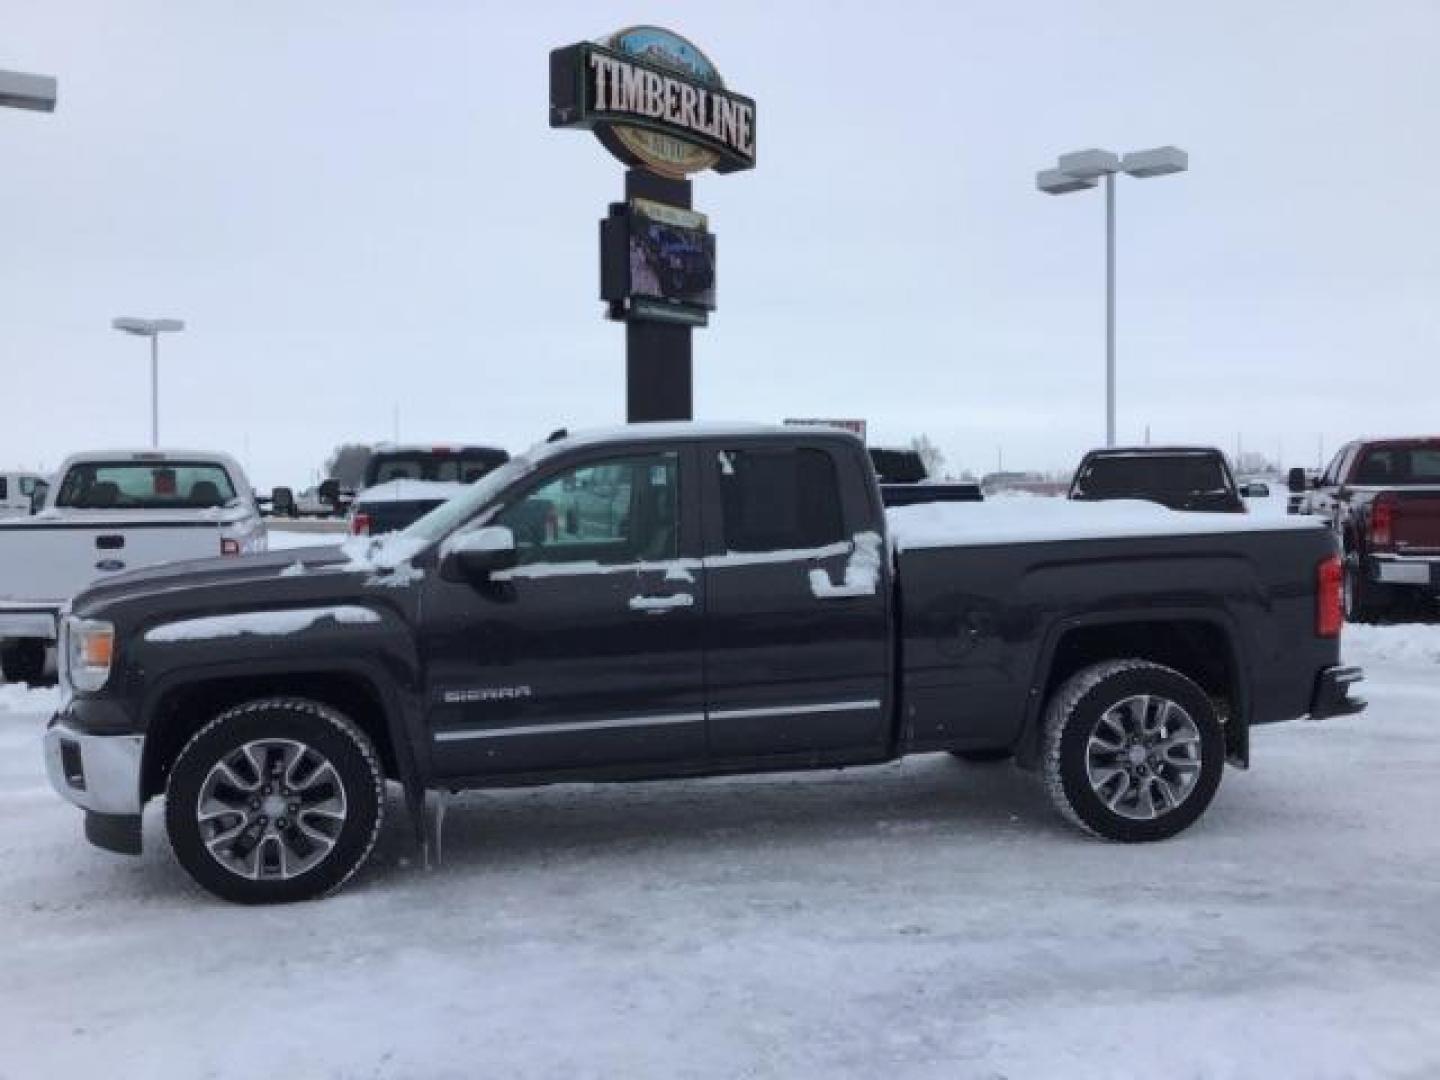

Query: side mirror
[[441, 526, 518, 583], [271, 486, 296, 517], [318, 479, 340, 507], [1287, 467, 1309, 494], [1241, 481, 1270, 498], [29, 480, 49, 515]]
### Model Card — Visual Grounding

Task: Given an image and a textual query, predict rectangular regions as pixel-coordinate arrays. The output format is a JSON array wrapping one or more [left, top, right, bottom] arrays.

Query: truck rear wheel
[[1041, 661, 1224, 843], [1343, 561, 1392, 624], [0, 638, 47, 685], [164, 698, 385, 904]]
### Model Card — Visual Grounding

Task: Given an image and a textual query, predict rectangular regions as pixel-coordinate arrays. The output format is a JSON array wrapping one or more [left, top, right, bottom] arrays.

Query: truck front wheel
[[164, 698, 385, 904], [1041, 661, 1224, 843]]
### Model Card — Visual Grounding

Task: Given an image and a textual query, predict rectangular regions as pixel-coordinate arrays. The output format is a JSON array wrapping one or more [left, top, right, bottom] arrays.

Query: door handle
[[628, 593, 694, 614]]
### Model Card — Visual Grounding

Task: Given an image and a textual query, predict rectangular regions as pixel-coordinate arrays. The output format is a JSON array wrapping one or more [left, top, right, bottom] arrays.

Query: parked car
[[43, 423, 1361, 903], [0, 449, 264, 683], [1069, 446, 1254, 513], [348, 443, 509, 536], [0, 470, 47, 518], [868, 446, 983, 507], [1289, 436, 1440, 621]]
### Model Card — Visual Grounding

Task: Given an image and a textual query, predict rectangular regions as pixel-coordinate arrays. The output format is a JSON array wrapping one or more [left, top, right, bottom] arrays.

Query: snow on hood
[[145, 606, 381, 643], [887, 498, 1325, 550], [354, 479, 470, 503]]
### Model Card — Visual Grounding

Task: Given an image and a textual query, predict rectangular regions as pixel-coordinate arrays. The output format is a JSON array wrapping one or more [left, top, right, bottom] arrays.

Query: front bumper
[[1370, 554, 1440, 588], [1309, 665, 1366, 720], [44, 717, 145, 854]]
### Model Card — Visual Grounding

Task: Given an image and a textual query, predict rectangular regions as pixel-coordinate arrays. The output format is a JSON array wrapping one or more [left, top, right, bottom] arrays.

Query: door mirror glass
[[271, 486, 296, 517], [1286, 467, 1310, 494], [29, 480, 49, 515], [441, 525, 518, 582], [1241, 481, 1270, 499]]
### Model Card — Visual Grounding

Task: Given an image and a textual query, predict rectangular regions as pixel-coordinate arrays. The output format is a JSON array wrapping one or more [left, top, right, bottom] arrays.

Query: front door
[[700, 441, 891, 762], [422, 447, 705, 780]]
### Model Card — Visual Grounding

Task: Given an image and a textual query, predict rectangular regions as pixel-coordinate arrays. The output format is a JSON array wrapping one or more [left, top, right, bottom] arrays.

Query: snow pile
[[810, 532, 884, 598], [1344, 623, 1440, 667], [888, 497, 1324, 550], [145, 606, 380, 642]]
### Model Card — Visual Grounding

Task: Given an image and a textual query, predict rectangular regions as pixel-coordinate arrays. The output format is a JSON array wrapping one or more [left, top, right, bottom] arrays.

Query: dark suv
[[1069, 447, 1246, 513]]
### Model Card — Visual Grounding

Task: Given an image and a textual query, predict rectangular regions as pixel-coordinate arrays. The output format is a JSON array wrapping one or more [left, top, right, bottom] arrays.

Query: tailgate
[[0, 518, 223, 604], [1393, 491, 1440, 554]]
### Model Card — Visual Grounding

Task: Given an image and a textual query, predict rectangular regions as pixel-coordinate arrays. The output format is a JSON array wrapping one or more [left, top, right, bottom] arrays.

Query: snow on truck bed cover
[[886, 497, 1325, 550]]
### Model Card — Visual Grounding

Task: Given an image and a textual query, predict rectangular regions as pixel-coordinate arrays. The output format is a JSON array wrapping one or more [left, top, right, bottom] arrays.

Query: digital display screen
[[627, 197, 716, 313]]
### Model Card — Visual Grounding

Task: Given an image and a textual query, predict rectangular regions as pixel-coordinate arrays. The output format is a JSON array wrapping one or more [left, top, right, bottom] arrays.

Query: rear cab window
[[368, 450, 507, 485], [1351, 443, 1440, 486], [1072, 453, 1237, 506], [55, 461, 237, 510]]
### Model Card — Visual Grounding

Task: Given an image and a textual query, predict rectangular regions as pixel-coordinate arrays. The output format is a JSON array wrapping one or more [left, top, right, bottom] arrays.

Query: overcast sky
[[4, 1, 1437, 486]]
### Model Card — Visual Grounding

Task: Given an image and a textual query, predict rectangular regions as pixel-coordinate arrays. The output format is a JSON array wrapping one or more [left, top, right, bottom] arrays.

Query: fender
[[1015, 605, 1250, 768], [139, 649, 430, 818]]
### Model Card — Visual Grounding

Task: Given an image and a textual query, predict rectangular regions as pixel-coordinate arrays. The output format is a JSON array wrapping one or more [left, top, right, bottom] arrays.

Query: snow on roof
[[887, 497, 1325, 550], [354, 479, 470, 502], [550, 421, 863, 451]]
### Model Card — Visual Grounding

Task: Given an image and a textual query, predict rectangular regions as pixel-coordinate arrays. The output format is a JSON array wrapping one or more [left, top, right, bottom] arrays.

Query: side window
[[494, 454, 678, 566], [717, 448, 845, 553], [18, 477, 35, 497], [0, 478, 7, 500]]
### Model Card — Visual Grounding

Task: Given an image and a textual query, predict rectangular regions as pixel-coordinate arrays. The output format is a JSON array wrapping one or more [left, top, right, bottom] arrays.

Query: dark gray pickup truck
[[44, 423, 1363, 903]]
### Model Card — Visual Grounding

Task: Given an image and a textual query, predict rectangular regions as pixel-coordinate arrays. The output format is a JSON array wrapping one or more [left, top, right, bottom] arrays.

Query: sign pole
[[624, 168, 693, 422]]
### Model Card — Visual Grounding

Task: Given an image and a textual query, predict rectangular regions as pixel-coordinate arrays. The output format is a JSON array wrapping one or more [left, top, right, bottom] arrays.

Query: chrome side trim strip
[[434, 712, 704, 742], [708, 699, 882, 721]]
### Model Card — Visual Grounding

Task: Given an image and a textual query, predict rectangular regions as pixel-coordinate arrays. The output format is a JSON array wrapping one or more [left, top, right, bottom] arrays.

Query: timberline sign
[[550, 26, 756, 178]]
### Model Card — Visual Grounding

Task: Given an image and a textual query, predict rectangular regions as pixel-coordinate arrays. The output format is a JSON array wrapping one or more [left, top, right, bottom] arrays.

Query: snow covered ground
[[2, 619, 1437, 1078]]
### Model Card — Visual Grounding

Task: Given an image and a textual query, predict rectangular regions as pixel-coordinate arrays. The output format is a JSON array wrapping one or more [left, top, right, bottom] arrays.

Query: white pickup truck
[[0, 449, 266, 683]]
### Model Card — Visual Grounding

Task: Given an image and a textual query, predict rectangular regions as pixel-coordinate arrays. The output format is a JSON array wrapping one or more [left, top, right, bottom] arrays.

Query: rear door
[[700, 439, 891, 761]]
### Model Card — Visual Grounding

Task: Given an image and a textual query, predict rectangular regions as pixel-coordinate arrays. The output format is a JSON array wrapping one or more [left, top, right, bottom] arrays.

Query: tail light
[[1317, 554, 1343, 637], [220, 537, 241, 557], [350, 511, 371, 536], [1369, 496, 1395, 549]]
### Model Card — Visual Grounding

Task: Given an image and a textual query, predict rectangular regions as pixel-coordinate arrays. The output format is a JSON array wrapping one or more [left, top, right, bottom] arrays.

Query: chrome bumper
[[43, 718, 144, 815], [0, 603, 61, 641], [1371, 554, 1440, 587]]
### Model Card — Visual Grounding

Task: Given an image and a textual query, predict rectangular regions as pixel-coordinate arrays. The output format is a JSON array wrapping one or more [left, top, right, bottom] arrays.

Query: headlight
[[65, 617, 115, 692]]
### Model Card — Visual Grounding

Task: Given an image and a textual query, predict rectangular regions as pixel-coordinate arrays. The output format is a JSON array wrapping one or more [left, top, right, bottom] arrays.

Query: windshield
[[398, 450, 542, 547], [366, 450, 507, 485], [1351, 445, 1440, 485], [1073, 454, 1232, 499], [55, 461, 237, 510]]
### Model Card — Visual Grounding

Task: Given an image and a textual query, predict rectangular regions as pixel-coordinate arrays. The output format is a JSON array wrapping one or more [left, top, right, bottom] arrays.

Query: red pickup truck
[[1290, 437, 1440, 621]]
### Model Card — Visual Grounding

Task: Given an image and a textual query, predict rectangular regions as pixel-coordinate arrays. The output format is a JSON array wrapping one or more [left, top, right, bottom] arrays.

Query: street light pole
[[1105, 171, 1116, 447], [112, 317, 185, 447], [1036, 145, 1187, 448]]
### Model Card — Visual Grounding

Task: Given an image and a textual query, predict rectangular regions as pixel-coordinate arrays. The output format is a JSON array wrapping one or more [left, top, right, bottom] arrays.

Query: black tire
[[0, 638, 47, 685], [1343, 560, 1392, 624], [1042, 660, 1224, 843], [165, 698, 385, 904], [949, 748, 1013, 764]]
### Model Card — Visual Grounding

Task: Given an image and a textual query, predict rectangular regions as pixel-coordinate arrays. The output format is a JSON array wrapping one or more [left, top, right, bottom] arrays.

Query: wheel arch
[[1017, 610, 1248, 769], [141, 661, 420, 802]]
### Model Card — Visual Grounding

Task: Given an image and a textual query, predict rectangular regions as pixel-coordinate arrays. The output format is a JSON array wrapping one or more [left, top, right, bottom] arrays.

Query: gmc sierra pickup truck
[[1290, 437, 1440, 621], [44, 423, 1363, 904]]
